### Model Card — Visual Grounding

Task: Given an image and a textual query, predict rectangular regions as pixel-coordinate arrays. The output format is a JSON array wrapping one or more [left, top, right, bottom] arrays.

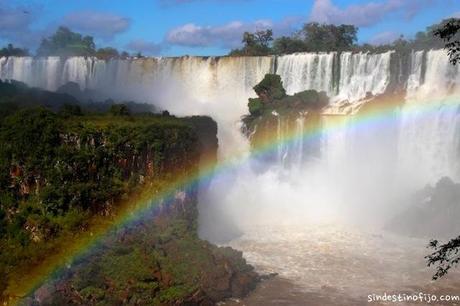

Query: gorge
[[2, 49, 460, 304]]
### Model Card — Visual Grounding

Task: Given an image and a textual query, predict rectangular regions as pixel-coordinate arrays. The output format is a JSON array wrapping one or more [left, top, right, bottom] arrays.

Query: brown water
[[221, 223, 460, 306]]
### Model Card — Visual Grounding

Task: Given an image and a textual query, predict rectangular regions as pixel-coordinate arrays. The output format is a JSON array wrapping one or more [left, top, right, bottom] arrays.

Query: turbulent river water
[[2, 49, 460, 305]]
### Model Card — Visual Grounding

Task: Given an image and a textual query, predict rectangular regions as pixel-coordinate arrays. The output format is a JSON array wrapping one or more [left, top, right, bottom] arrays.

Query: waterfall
[[336, 51, 393, 102], [406, 50, 425, 99], [1, 50, 460, 182], [275, 51, 393, 103], [398, 49, 460, 185], [276, 53, 335, 96]]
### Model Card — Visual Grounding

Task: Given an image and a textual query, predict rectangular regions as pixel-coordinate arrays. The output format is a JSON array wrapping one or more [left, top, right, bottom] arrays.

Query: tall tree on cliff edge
[[426, 18, 460, 279], [229, 29, 274, 56], [37, 26, 96, 57], [299, 22, 358, 51]]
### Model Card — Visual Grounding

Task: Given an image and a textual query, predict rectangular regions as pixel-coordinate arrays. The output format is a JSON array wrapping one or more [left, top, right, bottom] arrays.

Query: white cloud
[[369, 31, 400, 45], [63, 11, 131, 40], [309, 0, 435, 27], [0, 0, 42, 47], [166, 17, 301, 48], [125, 39, 165, 55]]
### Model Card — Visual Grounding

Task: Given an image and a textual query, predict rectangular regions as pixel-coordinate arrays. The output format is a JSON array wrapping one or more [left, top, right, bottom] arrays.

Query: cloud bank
[[125, 39, 166, 55], [166, 17, 301, 48], [309, 0, 435, 27]]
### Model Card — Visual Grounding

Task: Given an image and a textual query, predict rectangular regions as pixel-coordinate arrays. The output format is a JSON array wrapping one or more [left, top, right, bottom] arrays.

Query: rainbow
[[6, 94, 460, 305]]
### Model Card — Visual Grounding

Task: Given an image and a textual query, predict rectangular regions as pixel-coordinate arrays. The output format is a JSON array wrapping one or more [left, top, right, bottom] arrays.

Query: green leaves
[[37, 26, 96, 57]]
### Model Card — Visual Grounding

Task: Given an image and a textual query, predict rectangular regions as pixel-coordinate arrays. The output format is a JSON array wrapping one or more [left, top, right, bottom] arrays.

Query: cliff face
[[0, 108, 257, 305]]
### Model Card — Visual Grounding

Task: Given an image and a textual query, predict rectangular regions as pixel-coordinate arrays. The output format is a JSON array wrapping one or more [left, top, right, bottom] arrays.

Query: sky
[[0, 0, 459, 56]]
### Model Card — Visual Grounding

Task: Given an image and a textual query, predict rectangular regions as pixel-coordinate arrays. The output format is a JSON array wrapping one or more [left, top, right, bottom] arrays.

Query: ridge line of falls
[[3, 49, 460, 302]]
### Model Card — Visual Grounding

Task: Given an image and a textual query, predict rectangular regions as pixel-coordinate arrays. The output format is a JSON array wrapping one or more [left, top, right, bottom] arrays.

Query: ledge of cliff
[[0, 83, 257, 305]]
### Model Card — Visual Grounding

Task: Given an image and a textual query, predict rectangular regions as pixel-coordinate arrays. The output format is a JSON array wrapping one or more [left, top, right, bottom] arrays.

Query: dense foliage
[[0, 79, 256, 304], [229, 29, 274, 56], [41, 205, 256, 305], [0, 80, 156, 115], [0, 85, 222, 301], [33, 27, 130, 59], [229, 19, 450, 56], [245, 73, 328, 119], [434, 18, 460, 65], [37, 26, 96, 57], [0, 44, 29, 57]]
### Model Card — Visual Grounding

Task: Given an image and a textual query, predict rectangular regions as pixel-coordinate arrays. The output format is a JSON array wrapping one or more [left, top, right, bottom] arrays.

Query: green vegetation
[[110, 103, 131, 116], [244, 74, 328, 121], [0, 80, 156, 115], [229, 19, 451, 56], [32, 27, 131, 59], [248, 98, 263, 116], [95, 47, 120, 60], [434, 18, 460, 65], [0, 77, 252, 305], [42, 213, 256, 305], [0, 106, 201, 279], [229, 29, 274, 56], [0, 82, 224, 302], [37, 26, 96, 57], [242, 74, 327, 155], [253, 74, 287, 102], [0, 44, 29, 57]]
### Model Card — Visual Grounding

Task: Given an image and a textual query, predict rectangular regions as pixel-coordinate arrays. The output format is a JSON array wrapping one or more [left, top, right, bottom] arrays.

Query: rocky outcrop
[[242, 74, 326, 168], [1, 107, 257, 305], [30, 188, 258, 306]]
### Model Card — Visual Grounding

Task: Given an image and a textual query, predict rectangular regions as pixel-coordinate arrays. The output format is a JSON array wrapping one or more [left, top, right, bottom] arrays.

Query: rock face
[[0, 107, 257, 305], [386, 177, 460, 238]]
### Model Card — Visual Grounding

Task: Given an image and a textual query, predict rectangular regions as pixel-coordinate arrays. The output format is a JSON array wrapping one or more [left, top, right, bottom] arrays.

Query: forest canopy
[[229, 19, 450, 56]]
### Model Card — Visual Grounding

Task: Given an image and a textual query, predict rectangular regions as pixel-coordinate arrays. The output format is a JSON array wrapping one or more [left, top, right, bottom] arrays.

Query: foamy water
[[224, 223, 460, 305]]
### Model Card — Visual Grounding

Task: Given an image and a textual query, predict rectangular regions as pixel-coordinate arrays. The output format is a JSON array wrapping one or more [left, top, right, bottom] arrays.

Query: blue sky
[[0, 0, 459, 56]]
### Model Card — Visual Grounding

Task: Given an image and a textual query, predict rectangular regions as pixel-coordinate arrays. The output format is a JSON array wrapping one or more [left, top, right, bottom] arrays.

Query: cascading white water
[[1, 50, 459, 204], [337, 51, 393, 102], [275, 51, 393, 103], [0, 55, 274, 158], [276, 53, 335, 96], [2, 50, 460, 303], [398, 49, 460, 186]]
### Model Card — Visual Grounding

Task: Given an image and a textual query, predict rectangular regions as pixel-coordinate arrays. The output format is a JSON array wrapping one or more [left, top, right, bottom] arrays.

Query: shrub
[[253, 74, 286, 102], [248, 98, 263, 116]]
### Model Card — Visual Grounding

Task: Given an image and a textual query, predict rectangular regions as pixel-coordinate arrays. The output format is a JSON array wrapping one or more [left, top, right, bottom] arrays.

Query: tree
[[0, 44, 29, 57], [272, 36, 306, 54], [59, 104, 83, 117], [37, 26, 96, 57], [110, 104, 130, 116], [248, 98, 263, 116], [299, 23, 357, 51], [253, 74, 286, 102], [229, 29, 273, 56], [434, 18, 460, 65], [95, 47, 120, 60], [426, 19, 460, 279], [427, 237, 460, 280]]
